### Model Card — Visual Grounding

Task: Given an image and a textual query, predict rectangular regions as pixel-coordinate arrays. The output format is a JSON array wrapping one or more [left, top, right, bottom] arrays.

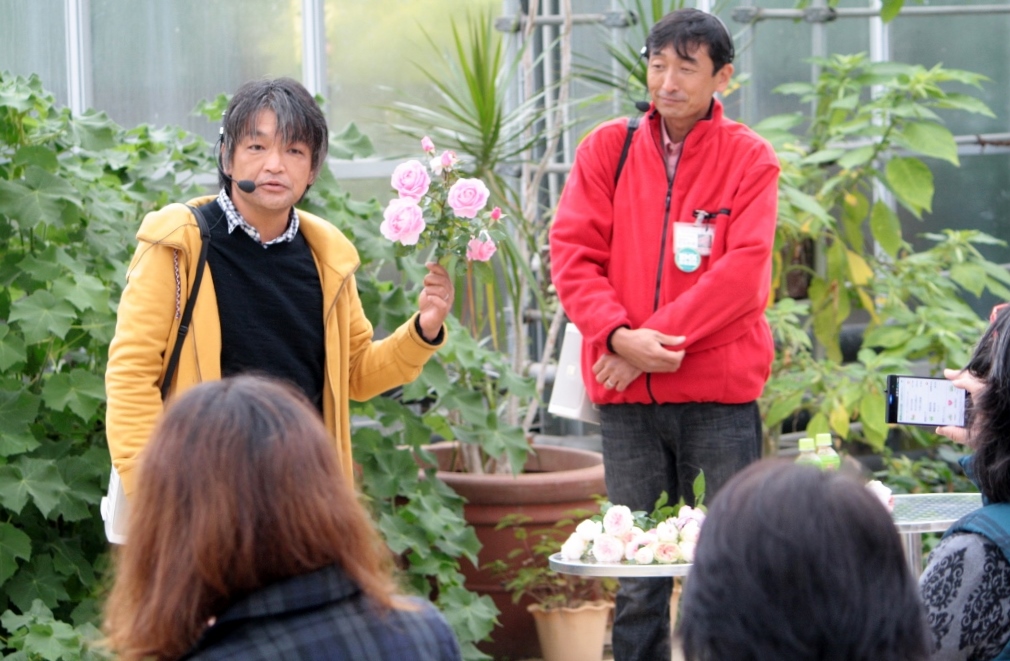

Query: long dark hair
[[678, 460, 929, 661], [965, 305, 1010, 502], [103, 376, 400, 661]]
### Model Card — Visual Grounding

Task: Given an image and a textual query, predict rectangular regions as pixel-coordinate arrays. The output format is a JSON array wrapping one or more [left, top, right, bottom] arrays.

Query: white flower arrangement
[[560, 502, 706, 565], [866, 479, 895, 512]]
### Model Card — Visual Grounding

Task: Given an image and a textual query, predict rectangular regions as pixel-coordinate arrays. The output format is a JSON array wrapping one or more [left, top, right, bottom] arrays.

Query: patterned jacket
[[181, 564, 462, 661]]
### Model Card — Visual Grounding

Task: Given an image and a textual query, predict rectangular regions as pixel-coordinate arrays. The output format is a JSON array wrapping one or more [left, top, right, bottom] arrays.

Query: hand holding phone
[[885, 374, 967, 427]]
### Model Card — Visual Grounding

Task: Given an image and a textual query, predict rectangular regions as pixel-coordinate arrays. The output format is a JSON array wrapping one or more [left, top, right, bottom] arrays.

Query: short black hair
[[678, 460, 930, 661], [218, 77, 328, 192], [646, 8, 734, 74], [964, 305, 1010, 502]]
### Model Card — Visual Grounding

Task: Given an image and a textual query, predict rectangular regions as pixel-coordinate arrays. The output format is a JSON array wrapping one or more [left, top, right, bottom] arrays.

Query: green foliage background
[[0, 71, 521, 661]]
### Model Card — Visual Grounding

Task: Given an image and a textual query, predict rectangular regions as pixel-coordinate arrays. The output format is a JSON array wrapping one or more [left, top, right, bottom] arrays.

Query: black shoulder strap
[[613, 116, 642, 188], [160, 204, 212, 401]]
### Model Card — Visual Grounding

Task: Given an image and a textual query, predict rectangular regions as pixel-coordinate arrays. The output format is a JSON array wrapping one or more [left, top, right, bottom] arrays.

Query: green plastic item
[[795, 437, 820, 467], [815, 433, 841, 471]]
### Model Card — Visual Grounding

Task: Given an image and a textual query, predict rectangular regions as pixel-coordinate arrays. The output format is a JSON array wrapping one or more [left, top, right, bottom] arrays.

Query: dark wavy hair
[[678, 460, 929, 661], [103, 376, 401, 661], [964, 305, 1010, 502], [646, 8, 735, 74]]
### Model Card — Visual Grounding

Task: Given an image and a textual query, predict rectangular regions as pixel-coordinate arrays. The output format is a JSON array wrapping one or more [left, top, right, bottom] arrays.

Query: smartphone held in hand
[[885, 374, 967, 427]]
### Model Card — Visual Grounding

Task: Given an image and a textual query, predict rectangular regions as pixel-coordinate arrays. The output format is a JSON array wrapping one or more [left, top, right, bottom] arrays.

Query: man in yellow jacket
[[106, 78, 452, 497]]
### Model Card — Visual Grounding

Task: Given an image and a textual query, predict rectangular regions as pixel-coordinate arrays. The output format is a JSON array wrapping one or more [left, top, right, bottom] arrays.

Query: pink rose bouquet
[[381, 137, 503, 263], [560, 501, 706, 565]]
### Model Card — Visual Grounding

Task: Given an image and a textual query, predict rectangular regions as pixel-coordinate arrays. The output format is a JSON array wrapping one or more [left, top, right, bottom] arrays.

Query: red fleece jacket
[[550, 99, 780, 405]]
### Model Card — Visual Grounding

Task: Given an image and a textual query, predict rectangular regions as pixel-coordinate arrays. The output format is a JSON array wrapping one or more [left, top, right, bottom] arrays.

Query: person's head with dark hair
[[218, 77, 328, 196], [646, 8, 734, 74], [644, 9, 735, 144], [103, 376, 403, 661], [960, 304, 1010, 502], [678, 459, 929, 661]]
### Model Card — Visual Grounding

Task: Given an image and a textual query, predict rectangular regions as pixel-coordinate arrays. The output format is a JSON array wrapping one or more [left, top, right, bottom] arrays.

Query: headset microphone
[[633, 46, 651, 114], [215, 128, 257, 193]]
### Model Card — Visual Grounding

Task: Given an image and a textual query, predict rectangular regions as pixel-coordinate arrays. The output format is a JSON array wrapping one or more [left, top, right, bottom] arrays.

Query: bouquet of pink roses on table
[[381, 136, 505, 269], [561, 489, 706, 566]]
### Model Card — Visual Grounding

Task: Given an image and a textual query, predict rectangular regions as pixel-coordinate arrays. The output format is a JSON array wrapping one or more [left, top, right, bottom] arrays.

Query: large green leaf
[[870, 201, 903, 258], [0, 387, 40, 441], [51, 273, 107, 313], [41, 370, 106, 421], [328, 122, 376, 160], [8, 291, 77, 345], [885, 157, 933, 217], [0, 325, 27, 372], [859, 391, 888, 449], [950, 262, 988, 297], [0, 523, 31, 586], [0, 458, 69, 519], [893, 121, 958, 165], [0, 166, 79, 230], [6, 556, 71, 612]]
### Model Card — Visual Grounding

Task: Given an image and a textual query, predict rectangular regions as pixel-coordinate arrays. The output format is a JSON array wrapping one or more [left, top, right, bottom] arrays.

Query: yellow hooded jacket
[[105, 196, 444, 496]]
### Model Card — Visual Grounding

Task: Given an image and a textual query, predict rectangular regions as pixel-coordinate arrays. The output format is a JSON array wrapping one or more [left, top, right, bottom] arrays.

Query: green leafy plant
[[488, 509, 618, 610], [756, 54, 1010, 453], [0, 70, 221, 659]]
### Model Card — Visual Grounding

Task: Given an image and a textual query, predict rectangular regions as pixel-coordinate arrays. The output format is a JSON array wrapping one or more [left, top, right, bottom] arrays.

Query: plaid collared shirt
[[181, 564, 462, 661], [216, 189, 300, 248]]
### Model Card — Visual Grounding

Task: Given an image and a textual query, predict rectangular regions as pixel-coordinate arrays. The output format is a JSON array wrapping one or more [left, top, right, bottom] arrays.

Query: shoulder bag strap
[[613, 116, 642, 188], [160, 204, 211, 401]]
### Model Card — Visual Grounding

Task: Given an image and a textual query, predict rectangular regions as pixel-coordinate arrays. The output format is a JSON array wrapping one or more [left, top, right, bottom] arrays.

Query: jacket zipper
[[646, 120, 681, 403]]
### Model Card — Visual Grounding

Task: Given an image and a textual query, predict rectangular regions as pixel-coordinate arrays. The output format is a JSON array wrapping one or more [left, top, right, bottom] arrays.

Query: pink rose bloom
[[678, 519, 702, 544], [653, 541, 683, 564], [575, 519, 602, 542], [466, 237, 496, 262], [655, 520, 680, 543], [675, 505, 706, 529], [603, 505, 634, 537], [421, 136, 435, 153], [679, 540, 697, 563], [490, 206, 502, 221], [380, 198, 426, 245], [430, 150, 459, 176], [390, 160, 430, 202], [591, 533, 625, 564], [634, 545, 655, 565], [623, 529, 649, 560], [447, 178, 490, 218], [866, 480, 895, 513], [560, 533, 588, 561]]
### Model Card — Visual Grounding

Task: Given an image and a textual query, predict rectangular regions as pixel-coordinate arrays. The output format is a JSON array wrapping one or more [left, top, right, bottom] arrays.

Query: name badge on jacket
[[673, 222, 714, 273]]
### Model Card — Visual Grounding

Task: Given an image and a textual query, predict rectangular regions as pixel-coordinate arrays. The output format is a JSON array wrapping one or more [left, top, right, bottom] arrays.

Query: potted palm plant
[[488, 511, 618, 661]]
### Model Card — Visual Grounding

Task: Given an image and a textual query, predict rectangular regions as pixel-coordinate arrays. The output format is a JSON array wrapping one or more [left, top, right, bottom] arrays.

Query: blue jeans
[[599, 402, 762, 661]]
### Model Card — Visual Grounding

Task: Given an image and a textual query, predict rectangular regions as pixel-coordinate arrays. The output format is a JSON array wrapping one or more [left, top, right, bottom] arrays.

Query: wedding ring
[[605, 379, 615, 388], [443, 294, 450, 302]]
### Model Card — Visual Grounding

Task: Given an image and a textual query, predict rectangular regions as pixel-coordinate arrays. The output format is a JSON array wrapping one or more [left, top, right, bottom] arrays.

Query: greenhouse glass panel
[[0, 0, 68, 104], [90, 0, 299, 138], [891, 9, 1010, 136], [902, 152, 1010, 316], [324, 0, 501, 159]]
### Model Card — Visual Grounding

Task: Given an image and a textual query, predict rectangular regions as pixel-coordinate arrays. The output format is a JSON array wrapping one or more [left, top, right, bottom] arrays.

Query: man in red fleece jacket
[[549, 9, 780, 661]]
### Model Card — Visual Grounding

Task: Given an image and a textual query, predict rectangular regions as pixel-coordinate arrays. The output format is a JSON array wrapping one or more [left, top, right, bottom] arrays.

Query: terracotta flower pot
[[426, 441, 607, 660], [528, 600, 614, 661]]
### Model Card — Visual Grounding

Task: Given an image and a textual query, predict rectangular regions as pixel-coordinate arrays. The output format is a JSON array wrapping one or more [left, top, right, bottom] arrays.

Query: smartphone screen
[[885, 375, 966, 427]]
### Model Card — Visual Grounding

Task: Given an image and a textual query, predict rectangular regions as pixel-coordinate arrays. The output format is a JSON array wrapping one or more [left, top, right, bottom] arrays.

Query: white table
[[549, 492, 982, 579], [891, 492, 981, 574], [549, 553, 692, 577]]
